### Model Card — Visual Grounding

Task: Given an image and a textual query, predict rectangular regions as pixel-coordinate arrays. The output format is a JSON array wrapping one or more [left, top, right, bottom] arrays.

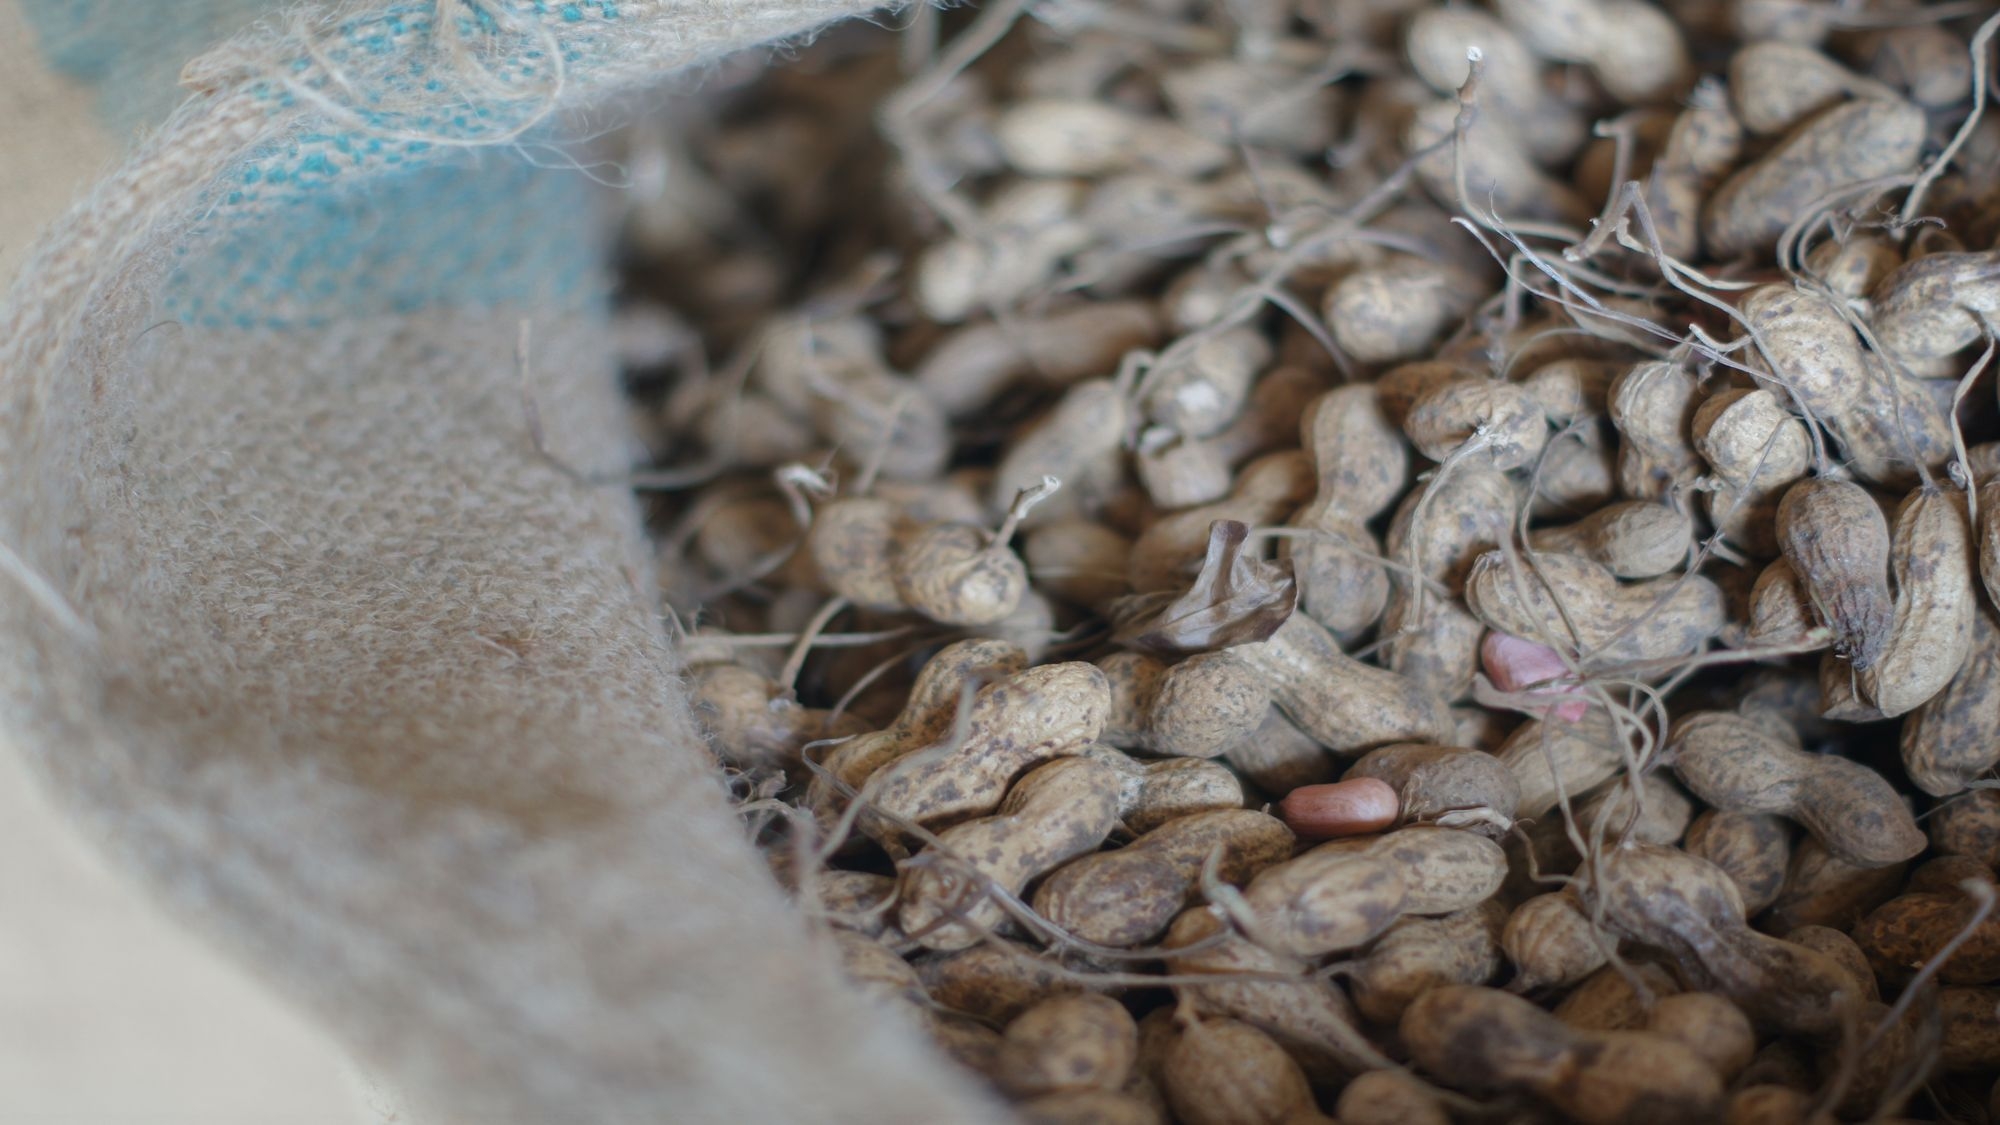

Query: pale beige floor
[[0, 752, 356, 1122], [1, 4, 355, 1119]]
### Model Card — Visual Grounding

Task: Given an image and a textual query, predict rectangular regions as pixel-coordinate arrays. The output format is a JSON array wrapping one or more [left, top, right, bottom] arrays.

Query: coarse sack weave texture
[[0, 2, 1008, 1121]]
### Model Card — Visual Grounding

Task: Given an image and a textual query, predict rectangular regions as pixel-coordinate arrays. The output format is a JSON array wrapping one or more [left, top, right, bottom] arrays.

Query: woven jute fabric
[[0, 3, 1005, 1120]]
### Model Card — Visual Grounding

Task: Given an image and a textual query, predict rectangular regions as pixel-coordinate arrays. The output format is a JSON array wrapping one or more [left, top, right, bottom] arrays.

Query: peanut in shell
[[1034, 808, 1292, 947], [1667, 710, 1924, 868], [1776, 477, 1892, 669]]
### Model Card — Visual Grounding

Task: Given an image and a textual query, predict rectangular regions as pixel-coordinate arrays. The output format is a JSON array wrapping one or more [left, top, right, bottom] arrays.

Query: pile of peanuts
[[611, 0, 2000, 1121]]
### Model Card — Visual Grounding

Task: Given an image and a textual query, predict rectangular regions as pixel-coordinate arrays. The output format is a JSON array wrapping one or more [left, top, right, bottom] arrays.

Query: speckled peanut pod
[[1287, 386, 1402, 638], [806, 870, 909, 949], [1137, 432, 1233, 511], [1404, 378, 1550, 472], [1577, 842, 1866, 1036], [1783, 924, 1877, 1004], [1163, 907, 1393, 1081], [993, 379, 1129, 529], [1934, 789, 2000, 869], [1503, 889, 1611, 993], [1128, 452, 1314, 592], [893, 520, 1030, 626], [1223, 707, 1337, 794], [1853, 863, 2000, 985], [1465, 549, 1726, 670], [915, 300, 1160, 417], [1237, 845, 1409, 958], [1335, 1069, 1450, 1125], [1343, 742, 1521, 836], [1727, 40, 1881, 136], [1324, 258, 1482, 366], [1695, 386, 1811, 559], [1776, 477, 1892, 668], [1150, 652, 1274, 760], [1349, 898, 1507, 1025], [1100, 651, 1169, 750], [1140, 327, 1272, 440], [1804, 233, 1903, 299], [1528, 500, 1692, 579], [1400, 984, 1724, 1125], [1097, 651, 1269, 761], [1703, 98, 1926, 258], [1381, 467, 1519, 700], [1553, 962, 1681, 1032], [1868, 23, 1974, 107], [867, 662, 1112, 836], [1500, 0, 1692, 105], [1746, 557, 1817, 645], [1290, 514, 1390, 642], [1518, 358, 1616, 426], [1744, 284, 1949, 486], [1644, 81, 1745, 259], [809, 497, 915, 613], [1767, 835, 1909, 932], [1583, 773, 1696, 849], [1531, 425, 1619, 520], [1668, 710, 1924, 868], [1237, 612, 1454, 755], [1162, 1017, 1322, 1125], [1682, 810, 1792, 916], [916, 941, 1110, 1025], [1083, 745, 1244, 833], [689, 662, 870, 776], [995, 993, 1139, 1099], [1645, 992, 1756, 1085], [1903, 604, 2000, 797], [1497, 710, 1627, 820], [1868, 250, 2000, 368], [1940, 987, 2000, 1074], [1609, 361, 1702, 501], [1311, 826, 1508, 917], [898, 755, 1121, 950], [1849, 487, 1975, 718], [1035, 808, 1292, 948]]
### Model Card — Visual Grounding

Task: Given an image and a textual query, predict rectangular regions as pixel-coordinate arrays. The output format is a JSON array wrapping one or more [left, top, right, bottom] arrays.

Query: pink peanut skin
[[1483, 632, 1587, 722], [1278, 778, 1400, 839]]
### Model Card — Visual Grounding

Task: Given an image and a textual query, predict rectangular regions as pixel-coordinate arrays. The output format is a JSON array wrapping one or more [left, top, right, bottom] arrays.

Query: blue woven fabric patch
[[162, 149, 604, 330], [22, 0, 626, 325]]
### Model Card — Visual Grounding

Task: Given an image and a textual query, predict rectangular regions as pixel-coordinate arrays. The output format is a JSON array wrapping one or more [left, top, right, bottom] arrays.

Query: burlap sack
[[0, 2, 1006, 1120]]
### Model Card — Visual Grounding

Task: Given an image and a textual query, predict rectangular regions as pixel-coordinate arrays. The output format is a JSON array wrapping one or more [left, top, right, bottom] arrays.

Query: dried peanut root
[[613, 4, 2000, 1121]]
